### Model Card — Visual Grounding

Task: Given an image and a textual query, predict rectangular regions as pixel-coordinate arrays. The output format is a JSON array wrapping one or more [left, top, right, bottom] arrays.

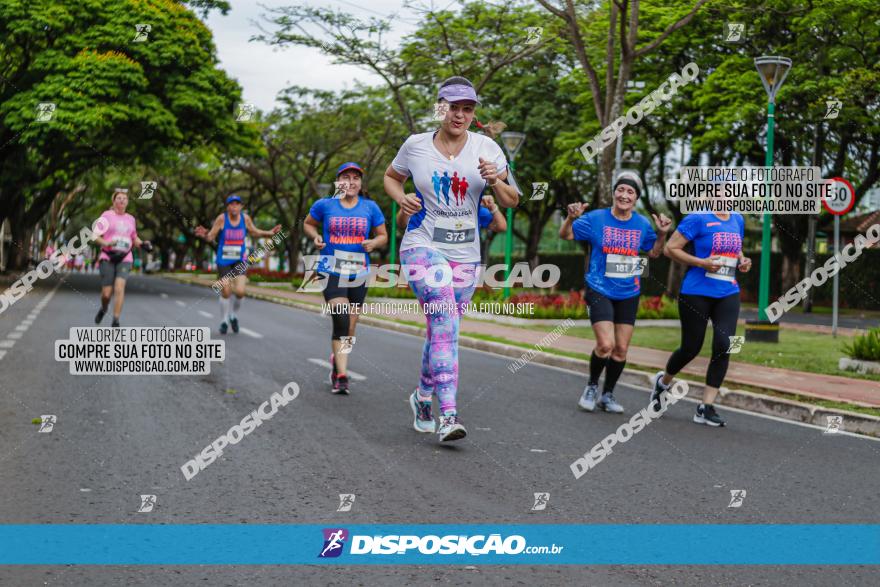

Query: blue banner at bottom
[[0, 525, 877, 565]]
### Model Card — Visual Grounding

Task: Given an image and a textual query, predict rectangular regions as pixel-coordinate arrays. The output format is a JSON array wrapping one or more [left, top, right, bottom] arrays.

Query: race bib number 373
[[433, 217, 475, 249]]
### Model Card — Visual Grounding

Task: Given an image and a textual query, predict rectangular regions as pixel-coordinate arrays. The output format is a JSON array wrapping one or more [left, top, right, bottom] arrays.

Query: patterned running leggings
[[400, 247, 478, 416]]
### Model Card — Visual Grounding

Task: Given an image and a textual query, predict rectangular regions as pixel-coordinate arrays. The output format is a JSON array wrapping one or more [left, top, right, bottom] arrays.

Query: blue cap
[[336, 162, 365, 177], [226, 194, 242, 204]]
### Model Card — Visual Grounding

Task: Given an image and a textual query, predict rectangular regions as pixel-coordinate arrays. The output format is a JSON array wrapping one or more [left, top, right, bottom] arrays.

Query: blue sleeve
[[737, 214, 745, 238], [571, 212, 593, 242], [308, 199, 325, 223], [369, 201, 385, 227], [640, 216, 657, 252], [478, 206, 493, 229], [676, 214, 701, 242]]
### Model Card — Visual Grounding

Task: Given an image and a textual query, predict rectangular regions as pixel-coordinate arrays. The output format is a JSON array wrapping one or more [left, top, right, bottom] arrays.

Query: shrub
[[246, 268, 290, 282], [638, 295, 679, 319], [844, 328, 880, 361]]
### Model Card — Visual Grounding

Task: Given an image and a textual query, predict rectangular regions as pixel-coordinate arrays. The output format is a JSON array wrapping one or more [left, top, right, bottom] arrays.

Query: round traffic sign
[[822, 177, 855, 216]]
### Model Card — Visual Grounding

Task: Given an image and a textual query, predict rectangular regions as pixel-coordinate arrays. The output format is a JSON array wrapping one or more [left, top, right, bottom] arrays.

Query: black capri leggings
[[665, 293, 740, 388], [322, 274, 367, 340]]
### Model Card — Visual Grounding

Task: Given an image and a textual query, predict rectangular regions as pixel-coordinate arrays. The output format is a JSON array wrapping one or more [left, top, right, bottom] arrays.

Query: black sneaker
[[333, 375, 350, 395], [694, 404, 725, 427], [219, 321, 228, 334], [649, 371, 668, 412], [111, 318, 120, 327], [230, 316, 239, 333], [95, 308, 106, 324]]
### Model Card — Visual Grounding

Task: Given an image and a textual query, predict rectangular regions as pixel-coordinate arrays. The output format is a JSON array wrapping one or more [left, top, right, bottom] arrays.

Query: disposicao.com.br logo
[[319, 528, 563, 558]]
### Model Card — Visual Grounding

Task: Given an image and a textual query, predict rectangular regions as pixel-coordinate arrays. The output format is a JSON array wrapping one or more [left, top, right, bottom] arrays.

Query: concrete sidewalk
[[176, 275, 880, 408]]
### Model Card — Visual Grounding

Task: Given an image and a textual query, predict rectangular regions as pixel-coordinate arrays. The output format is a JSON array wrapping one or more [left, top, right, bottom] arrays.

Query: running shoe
[[649, 371, 668, 412], [332, 375, 350, 395], [694, 404, 725, 427], [598, 392, 624, 413], [219, 321, 228, 334], [578, 383, 599, 412], [409, 390, 435, 433], [94, 308, 106, 324], [230, 316, 239, 333], [329, 353, 338, 384], [111, 318, 120, 328], [437, 414, 467, 442]]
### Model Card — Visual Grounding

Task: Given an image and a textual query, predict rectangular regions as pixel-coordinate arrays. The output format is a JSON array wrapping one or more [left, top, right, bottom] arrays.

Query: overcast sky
[[204, 0, 423, 112]]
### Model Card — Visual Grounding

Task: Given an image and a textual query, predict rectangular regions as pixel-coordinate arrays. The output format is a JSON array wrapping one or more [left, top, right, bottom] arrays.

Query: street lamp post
[[751, 56, 792, 343], [500, 131, 526, 299]]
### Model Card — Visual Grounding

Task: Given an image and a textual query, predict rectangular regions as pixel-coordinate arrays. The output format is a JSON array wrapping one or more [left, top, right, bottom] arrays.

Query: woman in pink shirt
[[93, 189, 151, 327]]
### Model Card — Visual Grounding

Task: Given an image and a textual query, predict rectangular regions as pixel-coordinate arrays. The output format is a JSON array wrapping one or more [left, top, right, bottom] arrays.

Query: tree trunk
[[666, 260, 686, 298]]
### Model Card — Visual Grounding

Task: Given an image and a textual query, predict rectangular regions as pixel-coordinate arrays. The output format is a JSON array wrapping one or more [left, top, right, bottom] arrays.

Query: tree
[[0, 0, 252, 270], [536, 0, 710, 206]]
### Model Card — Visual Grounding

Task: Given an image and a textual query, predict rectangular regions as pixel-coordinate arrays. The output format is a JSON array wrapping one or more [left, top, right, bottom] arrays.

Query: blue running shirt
[[677, 213, 744, 298], [572, 208, 657, 300], [308, 196, 386, 278]]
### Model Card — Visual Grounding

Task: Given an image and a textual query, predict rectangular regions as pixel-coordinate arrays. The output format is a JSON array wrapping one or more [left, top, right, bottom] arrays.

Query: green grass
[[521, 324, 880, 382]]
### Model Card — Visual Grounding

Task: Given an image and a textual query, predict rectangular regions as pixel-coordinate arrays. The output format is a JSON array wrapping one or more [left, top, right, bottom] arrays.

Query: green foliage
[[0, 0, 253, 259], [844, 328, 880, 362]]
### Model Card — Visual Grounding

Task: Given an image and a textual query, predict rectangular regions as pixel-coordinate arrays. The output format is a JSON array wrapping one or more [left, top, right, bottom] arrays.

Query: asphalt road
[[1, 272, 878, 585]]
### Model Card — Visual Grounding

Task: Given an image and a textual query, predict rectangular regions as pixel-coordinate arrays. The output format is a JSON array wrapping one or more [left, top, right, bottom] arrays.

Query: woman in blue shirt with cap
[[303, 162, 388, 394], [196, 195, 281, 334]]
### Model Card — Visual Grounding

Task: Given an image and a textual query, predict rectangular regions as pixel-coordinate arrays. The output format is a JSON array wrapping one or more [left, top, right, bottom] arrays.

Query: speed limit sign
[[822, 177, 855, 215]]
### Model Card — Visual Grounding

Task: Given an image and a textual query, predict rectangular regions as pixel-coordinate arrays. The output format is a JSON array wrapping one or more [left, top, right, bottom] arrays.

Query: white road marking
[[160, 293, 168, 299], [0, 340, 15, 348], [307, 358, 366, 381], [355, 322, 880, 443], [8, 332, 22, 340], [175, 300, 186, 307], [0, 350, 6, 360], [239, 327, 263, 339], [530, 449, 548, 453], [198, 311, 213, 318], [15, 324, 29, 331]]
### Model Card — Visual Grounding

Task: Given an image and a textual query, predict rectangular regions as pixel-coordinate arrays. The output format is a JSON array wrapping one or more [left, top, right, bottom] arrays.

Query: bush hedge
[[491, 249, 880, 310]]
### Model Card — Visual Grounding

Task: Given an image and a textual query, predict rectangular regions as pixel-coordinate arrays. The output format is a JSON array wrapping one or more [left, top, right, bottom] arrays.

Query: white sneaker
[[437, 414, 467, 442], [409, 391, 435, 433], [578, 383, 599, 411], [598, 392, 624, 414]]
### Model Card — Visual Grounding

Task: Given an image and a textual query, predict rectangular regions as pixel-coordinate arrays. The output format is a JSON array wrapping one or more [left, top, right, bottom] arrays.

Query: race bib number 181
[[605, 253, 647, 278]]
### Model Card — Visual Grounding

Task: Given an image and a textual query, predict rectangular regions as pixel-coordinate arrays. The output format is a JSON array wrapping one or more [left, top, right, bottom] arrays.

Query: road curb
[[166, 275, 880, 438]]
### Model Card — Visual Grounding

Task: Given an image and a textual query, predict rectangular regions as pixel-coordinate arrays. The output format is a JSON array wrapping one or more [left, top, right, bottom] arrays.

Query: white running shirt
[[392, 131, 509, 263]]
